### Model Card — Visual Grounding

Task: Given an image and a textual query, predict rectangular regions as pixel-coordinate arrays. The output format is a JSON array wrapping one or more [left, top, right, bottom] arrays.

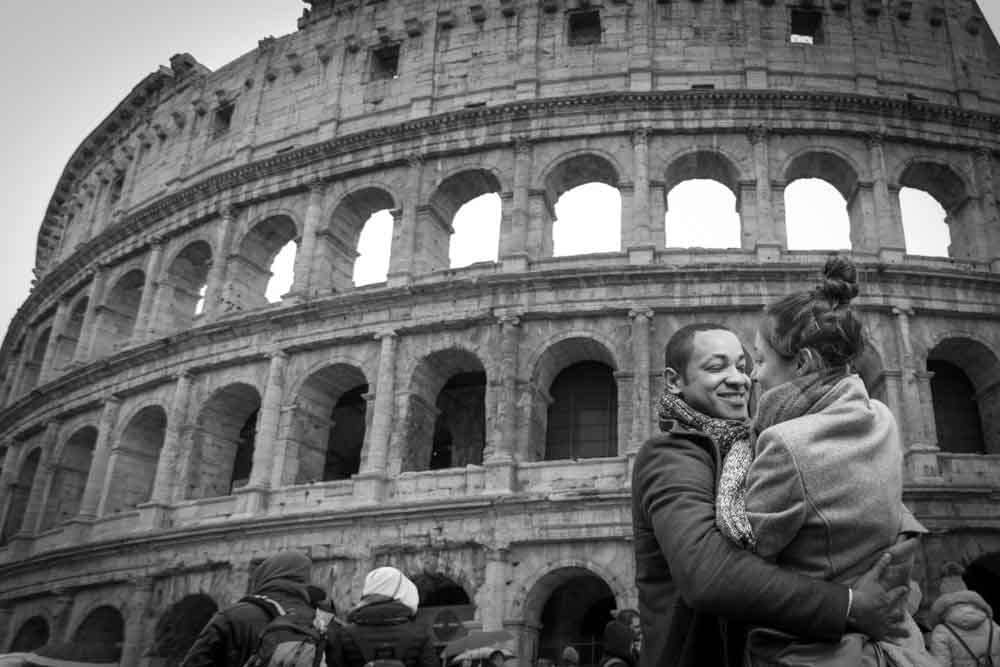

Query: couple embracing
[[632, 255, 938, 667]]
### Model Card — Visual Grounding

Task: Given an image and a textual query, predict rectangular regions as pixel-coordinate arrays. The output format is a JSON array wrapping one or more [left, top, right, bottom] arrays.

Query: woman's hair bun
[[818, 254, 859, 305]]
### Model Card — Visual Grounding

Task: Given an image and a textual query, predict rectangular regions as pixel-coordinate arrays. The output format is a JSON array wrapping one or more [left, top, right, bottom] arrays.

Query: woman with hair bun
[[716, 255, 937, 666]]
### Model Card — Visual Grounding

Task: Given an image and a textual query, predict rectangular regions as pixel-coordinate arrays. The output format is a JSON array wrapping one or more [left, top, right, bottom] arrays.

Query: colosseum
[[0, 0, 998, 663]]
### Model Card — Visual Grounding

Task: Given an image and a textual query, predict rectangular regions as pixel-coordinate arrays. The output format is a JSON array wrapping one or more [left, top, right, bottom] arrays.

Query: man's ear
[[664, 367, 684, 395]]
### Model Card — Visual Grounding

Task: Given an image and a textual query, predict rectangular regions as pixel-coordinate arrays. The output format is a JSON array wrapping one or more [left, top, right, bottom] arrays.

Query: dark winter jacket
[[325, 598, 437, 667], [599, 620, 635, 667], [181, 551, 315, 667], [631, 424, 850, 667]]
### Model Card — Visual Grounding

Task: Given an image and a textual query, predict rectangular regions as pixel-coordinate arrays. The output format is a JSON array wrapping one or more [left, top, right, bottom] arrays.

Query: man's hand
[[847, 552, 910, 641]]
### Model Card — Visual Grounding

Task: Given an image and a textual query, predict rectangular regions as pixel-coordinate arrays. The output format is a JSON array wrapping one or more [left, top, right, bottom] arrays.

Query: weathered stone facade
[[0, 0, 999, 664]]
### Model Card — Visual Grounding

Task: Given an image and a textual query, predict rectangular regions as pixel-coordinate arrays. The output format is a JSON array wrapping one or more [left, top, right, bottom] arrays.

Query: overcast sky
[[2, 2, 999, 342]]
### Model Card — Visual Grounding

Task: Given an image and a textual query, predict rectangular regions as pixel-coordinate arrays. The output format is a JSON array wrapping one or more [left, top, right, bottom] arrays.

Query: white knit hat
[[362, 566, 420, 615]]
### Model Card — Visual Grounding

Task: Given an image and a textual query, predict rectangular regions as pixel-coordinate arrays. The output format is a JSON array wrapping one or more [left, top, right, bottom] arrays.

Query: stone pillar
[[628, 128, 654, 264], [242, 351, 287, 512], [747, 126, 782, 259], [388, 156, 423, 286], [74, 267, 109, 364], [892, 307, 939, 480], [134, 238, 166, 342], [486, 316, 520, 492], [480, 547, 512, 632], [974, 149, 1000, 270], [501, 138, 532, 271], [356, 332, 398, 499], [75, 396, 122, 521], [868, 135, 906, 262], [203, 205, 238, 318], [121, 576, 154, 667], [148, 372, 194, 513], [50, 592, 75, 643], [915, 370, 938, 449], [291, 182, 326, 297], [39, 299, 70, 382], [629, 309, 654, 450]]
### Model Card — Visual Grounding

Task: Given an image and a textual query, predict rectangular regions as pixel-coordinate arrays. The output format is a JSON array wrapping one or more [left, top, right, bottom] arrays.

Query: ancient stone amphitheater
[[1, 0, 998, 664]]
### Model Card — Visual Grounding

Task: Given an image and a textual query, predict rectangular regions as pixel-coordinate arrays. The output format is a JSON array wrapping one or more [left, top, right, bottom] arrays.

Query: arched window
[[536, 569, 616, 666], [189, 383, 262, 499], [72, 606, 124, 663], [230, 215, 298, 310], [54, 296, 88, 371], [161, 241, 212, 333], [265, 241, 296, 303], [783, 152, 859, 251], [1, 448, 41, 544], [325, 188, 397, 290], [19, 327, 51, 393], [450, 193, 501, 268], [412, 574, 473, 648], [427, 170, 503, 272], [545, 361, 618, 460], [150, 594, 219, 666], [546, 155, 622, 257], [927, 338, 1000, 455], [899, 187, 949, 257], [104, 406, 167, 514], [10, 616, 49, 653], [354, 211, 393, 286], [41, 427, 97, 531], [94, 269, 145, 357], [663, 151, 742, 249]]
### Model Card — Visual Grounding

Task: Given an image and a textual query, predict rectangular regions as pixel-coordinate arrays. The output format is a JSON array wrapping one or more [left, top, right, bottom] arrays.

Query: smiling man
[[631, 323, 909, 667]]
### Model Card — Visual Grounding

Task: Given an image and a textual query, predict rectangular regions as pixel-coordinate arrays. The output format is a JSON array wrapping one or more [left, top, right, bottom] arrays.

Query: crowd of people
[[178, 254, 1000, 666]]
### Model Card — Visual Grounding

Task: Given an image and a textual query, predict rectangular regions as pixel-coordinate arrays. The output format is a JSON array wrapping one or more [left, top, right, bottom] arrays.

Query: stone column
[[134, 238, 166, 342], [242, 351, 287, 512], [356, 332, 398, 499], [120, 576, 154, 667], [480, 547, 512, 632], [148, 372, 194, 512], [486, 316, 521, 493], [202, 205, 238, 318], [915, 370, 938, 449], [39, 299, 70, 382], [75, 396, 122, 521], [291, 182, 326, 297], [388, 156, 422, 286], [74, 267, 109, 364], [868, 135, 906, 261], [748, 125, 782, 259], [500, 138, 532, 271], [892, 307, 939, 480], [974, 149, 1000, 270], [629, 309, 654, 449], [628, 128, 654, 264]]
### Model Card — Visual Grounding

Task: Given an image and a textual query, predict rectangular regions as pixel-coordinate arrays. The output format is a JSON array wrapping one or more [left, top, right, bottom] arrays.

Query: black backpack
[[240, 595, 326, 667], [352, 631, 407, 667]]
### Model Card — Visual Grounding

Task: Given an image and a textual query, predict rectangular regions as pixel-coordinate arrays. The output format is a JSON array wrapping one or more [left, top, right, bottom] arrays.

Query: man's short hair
[[663, 323, 737, 380]]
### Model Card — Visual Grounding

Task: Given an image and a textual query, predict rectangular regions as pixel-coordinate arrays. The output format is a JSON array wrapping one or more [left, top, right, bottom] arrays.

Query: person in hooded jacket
[[599, 619, 636, 667], [181, 550, 316, 667], [325, 566, 437, 667], [929, 585, 1000, 667]]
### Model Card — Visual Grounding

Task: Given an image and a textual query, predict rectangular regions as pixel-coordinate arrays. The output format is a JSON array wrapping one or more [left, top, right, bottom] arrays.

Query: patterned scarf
[[657, 391, 755, 546], [716, 367, 849, 549]]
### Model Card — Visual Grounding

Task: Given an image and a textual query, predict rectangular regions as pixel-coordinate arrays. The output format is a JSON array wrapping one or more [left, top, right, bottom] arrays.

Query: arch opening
[[963, 553, 1000, 625], [293, 364, 369, 484], [899, 160, 972, 258], [531, 568, 617, 667], [1, 448, 41, 544], [665, 180, 741, 249], [450, 193, 501, 268], [161, 241, 212, 333], [94, 269, 145, 357], [546, 155, 621, 258], [324, 188, 396, 290], [899, 187, 950, 257], [354, 210, 393, 287], [413, 573, 474, 648], [429, 170, 503, 270], [784, 179, 851, 250], [545, 361, 618, 461], [189, 383, 262, 499], [41, 426, 98, 531], [53, 297, 88, 371], [71, 605, 124, 663], [927, 338, 1000, 455], [103, 405, 167, 514], [150, 594, 219, 666], [19, 327, 51, 393], [230, 215, 298, 310], [403, 350, 487, 473], [10, 616, 50, 653]]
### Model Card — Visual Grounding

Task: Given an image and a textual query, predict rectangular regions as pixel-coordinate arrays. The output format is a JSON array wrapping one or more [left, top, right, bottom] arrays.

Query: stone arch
[[93, 267, 145, 357], [898, 159, 975, 259], [963, 552, 1000, 622], [1, 446, 42, 544], [9, 615, 50, 653], [322, 186, 399, 291], [782, 149, 862, 251], [53, 294, 89, 371], [401, 348, 488, 473], [149, 593, 219, 666], [519, 564, 626, 666], [103, 404, 167, 514], [926, 337, 1000, 454], [541, 151, 623, 258], [290, 362, 370, 484], [189, 382, 262, 499], [20, 326, 51, 393], [71, 604, 124, 662], [229, 214, 300, 310], [411, 571, 476, 646], [159, 240, 213, 334], [428, 168, 504, 269], [41, 425, 98, 531], [663, 149, 744, 249]]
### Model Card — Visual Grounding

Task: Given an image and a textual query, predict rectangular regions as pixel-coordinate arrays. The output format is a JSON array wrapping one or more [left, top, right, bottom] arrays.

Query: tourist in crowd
[[715, 254, 935, 665], [325, 566, 437, 667], [598, 618, 636, 667], [181, 550, 316, 667], [632, 320, 910, 667]]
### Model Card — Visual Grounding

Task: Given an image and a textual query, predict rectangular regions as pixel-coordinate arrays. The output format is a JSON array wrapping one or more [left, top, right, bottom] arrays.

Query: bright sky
[[3, 2, 1000, 336]]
